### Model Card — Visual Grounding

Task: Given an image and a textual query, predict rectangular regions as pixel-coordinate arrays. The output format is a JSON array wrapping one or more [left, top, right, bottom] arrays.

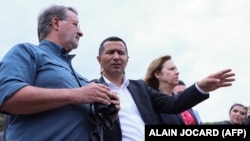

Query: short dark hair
[[98, 36, 128, 56]]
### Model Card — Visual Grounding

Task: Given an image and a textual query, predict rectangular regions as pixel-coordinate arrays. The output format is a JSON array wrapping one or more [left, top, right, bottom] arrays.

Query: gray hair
[[37, 5, 78, 42]]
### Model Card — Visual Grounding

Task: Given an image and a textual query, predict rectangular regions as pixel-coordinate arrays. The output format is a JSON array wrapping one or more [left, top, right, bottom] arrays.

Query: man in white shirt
[[96, 36, 235, 141]]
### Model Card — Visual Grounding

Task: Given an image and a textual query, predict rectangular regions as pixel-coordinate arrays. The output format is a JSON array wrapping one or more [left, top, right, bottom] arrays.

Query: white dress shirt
[[103, 76, 145, 141]]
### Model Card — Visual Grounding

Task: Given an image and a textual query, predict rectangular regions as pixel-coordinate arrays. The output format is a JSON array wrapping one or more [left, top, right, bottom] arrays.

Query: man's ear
[[51, 17, 60, 31]]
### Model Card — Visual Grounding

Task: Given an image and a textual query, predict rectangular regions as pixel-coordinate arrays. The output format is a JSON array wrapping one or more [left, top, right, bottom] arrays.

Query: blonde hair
[[144, 55, 172, 89]]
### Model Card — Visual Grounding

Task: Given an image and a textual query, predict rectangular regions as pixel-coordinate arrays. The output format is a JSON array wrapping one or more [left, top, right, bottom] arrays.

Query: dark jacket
[[159, 109, 200, 125], [99, 77, 209, 141], [244, 118, 250, 125], [158, 93, 202, 125]]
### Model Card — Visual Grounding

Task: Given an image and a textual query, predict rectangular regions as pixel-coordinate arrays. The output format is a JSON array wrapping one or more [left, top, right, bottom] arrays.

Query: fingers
[[90, 82, 110, 91], [83, 83, 120, 116], [219, 68, 232, 75], [223, 78, 235, 82], [110, 93, 120, 120], [219, 77, 235, 87], [223, 72, 235, 78], [219, 69, 235, 85], [88, 83, 120, 106], [213, 69, 235, 84], [111, 98, 120, 113], [219, 82, 233, 87], [111, 92, 119, 107], [108, 92, 118, 100], [197, 68, 236, 92], [85, 83, 112, 104], [221, 73, 235, 80]]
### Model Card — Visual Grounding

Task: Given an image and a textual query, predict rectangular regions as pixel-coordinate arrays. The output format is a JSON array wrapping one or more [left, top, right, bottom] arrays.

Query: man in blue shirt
[[0, 5, 120, 141]]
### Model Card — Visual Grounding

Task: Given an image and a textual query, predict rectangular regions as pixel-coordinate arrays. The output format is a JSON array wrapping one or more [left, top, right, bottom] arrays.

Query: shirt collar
[[39, 40, 75, 59], [102, 75, 129, 88]]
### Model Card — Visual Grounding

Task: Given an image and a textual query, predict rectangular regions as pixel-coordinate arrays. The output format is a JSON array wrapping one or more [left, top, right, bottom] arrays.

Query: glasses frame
[[59, 19, 80, 30]]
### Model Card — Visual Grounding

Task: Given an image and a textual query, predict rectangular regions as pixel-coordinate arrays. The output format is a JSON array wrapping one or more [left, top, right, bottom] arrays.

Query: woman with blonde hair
[[144, 55, 201, 125]]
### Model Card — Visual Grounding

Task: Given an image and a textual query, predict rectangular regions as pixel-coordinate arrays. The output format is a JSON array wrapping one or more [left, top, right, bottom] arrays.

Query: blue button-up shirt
[[0, 40, 90, 141]]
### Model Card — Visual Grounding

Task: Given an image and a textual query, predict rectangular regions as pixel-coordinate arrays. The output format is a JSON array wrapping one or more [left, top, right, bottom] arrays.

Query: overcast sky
[[1, 0, 250, 122]]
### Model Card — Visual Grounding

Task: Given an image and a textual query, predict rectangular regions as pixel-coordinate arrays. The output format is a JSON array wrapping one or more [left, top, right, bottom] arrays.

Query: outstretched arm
[[197, 68, 235, 92]]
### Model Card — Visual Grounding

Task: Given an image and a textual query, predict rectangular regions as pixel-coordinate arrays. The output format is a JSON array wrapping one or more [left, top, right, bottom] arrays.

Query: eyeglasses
[[59, 19, 80, 30]]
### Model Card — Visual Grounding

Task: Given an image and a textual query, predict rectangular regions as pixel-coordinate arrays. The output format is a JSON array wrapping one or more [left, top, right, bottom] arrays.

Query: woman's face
[[155, 59, 179, 87], [229, 105, 247, 124]]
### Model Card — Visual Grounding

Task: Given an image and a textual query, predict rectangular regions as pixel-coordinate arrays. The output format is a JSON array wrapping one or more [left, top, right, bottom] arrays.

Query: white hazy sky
[[1, 0, 249, 122]]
